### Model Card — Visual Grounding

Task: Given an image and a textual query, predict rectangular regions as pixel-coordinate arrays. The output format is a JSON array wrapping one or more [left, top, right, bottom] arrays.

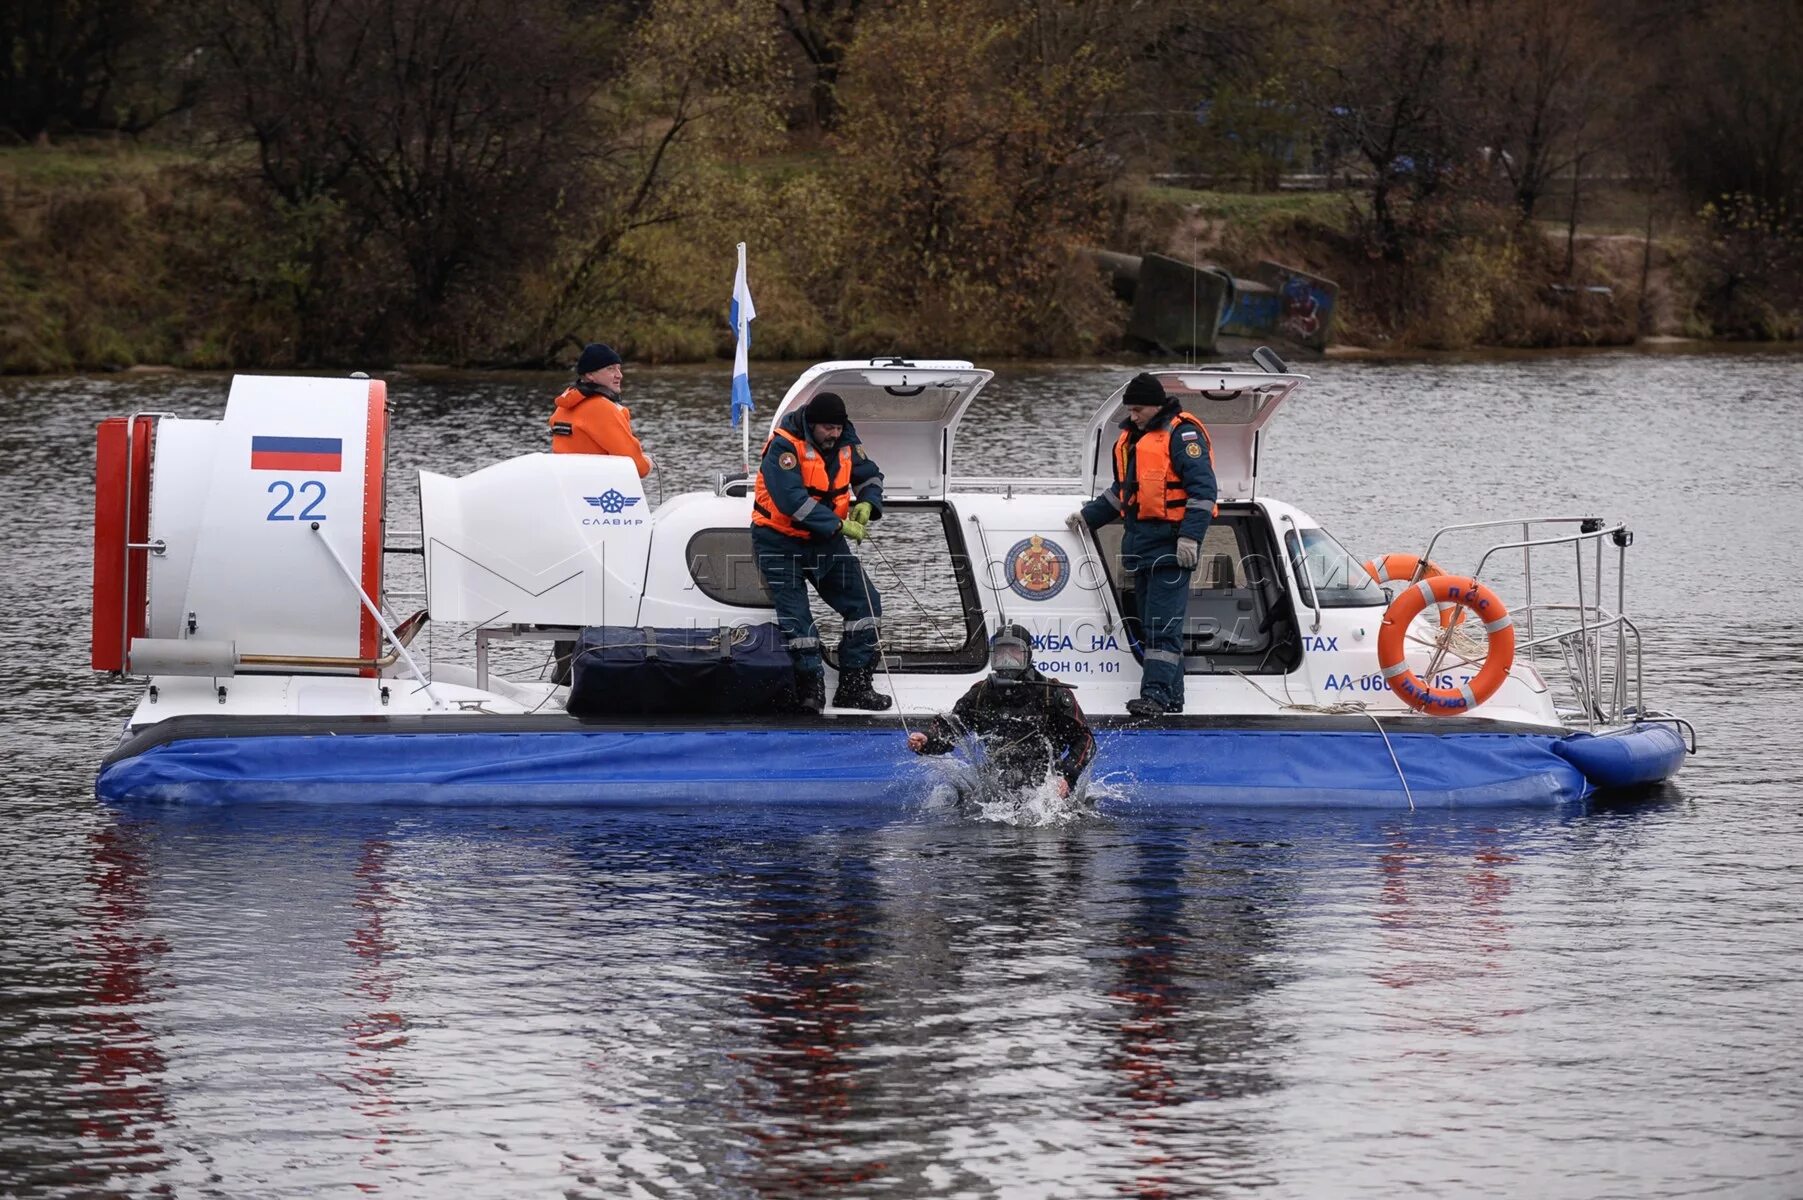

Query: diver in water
[[907, 625, 1096, 795]]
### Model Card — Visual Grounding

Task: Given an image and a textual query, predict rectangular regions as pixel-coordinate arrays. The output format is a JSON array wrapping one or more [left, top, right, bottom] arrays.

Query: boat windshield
[[1284, 527, 1388, 608]]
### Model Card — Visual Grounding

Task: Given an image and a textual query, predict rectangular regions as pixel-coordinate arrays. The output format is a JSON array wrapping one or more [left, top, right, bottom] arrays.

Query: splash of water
[[915, 730, 1105, 827]]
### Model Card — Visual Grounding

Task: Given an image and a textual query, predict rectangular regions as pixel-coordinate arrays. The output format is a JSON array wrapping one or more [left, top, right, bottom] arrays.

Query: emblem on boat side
[[583, 489, 642, 514], [1005, 535, 1070, 601]]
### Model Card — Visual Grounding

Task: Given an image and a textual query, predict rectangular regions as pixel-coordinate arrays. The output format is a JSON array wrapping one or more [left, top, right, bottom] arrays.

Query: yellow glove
[[850, 501, 874, 525], [840, 517, 868, 542]]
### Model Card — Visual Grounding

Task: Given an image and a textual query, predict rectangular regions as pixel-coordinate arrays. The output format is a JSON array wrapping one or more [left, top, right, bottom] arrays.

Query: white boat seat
[[1187, 556, 1261, 652]]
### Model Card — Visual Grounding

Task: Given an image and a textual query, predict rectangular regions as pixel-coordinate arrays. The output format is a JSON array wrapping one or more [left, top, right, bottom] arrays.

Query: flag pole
[[731, 241, 757, 478]]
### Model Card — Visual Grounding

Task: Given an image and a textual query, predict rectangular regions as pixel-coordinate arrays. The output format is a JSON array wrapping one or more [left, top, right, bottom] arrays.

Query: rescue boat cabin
[[413, 356, 1490, 719], [91, 359, 1547, 724]]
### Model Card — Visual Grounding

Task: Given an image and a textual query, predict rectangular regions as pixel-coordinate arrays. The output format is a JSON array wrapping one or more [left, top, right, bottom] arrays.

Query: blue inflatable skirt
[[92, 716, 1682, 809]]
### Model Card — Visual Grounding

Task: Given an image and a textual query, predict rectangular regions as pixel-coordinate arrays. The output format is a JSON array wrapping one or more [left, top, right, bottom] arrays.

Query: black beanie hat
[[1123, 372, 1168, 407], [806, 391, 849, 426], [577, 343, 621, 375]]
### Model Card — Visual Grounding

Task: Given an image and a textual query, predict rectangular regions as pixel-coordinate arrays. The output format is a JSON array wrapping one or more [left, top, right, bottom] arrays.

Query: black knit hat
[[806, 391, 849, 426], [576, 343, 621, 375], [1123, 372, 1168, 407]]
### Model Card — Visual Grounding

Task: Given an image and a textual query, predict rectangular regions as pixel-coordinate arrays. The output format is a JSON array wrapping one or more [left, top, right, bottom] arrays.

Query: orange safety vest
[[752, 426, 853, 538], [1113, 411, 1217, 522], [548, 386, 651, 476]]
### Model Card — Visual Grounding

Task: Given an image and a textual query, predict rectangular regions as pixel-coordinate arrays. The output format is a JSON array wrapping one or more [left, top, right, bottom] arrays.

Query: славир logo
[[581, 489, 645, 526], [583, 490, 642, 514]]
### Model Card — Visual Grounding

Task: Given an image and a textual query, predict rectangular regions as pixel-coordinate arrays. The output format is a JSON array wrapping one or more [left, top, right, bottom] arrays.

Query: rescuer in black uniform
[[907, 625, 1096, 794]]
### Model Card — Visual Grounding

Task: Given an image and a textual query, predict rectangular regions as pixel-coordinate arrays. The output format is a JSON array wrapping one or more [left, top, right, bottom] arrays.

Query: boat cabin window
[[684, 502, 988, 672], [1094, 505, 1303, 674], [1283, 526, 1388, 608]]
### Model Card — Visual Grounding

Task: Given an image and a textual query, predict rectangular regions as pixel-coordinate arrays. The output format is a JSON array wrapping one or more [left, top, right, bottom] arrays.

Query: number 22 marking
[[266, 480, 328, 521]]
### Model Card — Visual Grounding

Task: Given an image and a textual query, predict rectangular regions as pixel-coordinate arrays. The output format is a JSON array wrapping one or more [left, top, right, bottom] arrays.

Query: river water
[[2, 348, 1800, 1197]]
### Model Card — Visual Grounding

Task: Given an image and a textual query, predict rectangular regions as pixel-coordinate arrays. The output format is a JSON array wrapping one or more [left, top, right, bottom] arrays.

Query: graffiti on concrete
[[1280, 275, 1324, 341]]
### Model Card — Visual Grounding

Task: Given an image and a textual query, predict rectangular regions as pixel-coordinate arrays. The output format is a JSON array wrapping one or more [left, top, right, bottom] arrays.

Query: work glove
[[850, 501, 874, 525], [1065, 512, 1089, 535], [1176, 537, 1200, 570], [840, 516, 868, 542]]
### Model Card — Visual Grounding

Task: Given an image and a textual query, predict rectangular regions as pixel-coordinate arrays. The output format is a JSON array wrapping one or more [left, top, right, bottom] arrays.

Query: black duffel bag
[[564, 623, 798, 717]]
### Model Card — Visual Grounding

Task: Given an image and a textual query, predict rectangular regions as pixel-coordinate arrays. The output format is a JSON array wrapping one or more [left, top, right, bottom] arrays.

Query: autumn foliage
[[0, 0, 1797, 370]]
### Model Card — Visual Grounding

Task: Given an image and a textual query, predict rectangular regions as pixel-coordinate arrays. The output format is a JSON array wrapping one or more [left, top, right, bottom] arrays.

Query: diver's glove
[[1176, 537, 1200, 570], [850, 501, 874, 525], [840, 517, 868, 542]]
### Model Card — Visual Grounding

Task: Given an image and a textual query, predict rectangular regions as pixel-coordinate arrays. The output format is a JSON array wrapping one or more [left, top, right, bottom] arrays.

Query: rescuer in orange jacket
[[548, 342, 652, 686], [1070, 372, 1217, 718], [548, 342, 652, 476], [751, 390, 891, 713]]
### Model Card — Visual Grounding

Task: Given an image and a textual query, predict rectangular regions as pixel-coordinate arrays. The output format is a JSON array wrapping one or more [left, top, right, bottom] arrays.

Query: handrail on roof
[[1407, 514, 1637, 732]]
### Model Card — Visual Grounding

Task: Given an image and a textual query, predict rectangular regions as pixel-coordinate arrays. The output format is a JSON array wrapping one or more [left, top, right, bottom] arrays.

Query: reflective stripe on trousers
[[1134, 560, 1188, 708]]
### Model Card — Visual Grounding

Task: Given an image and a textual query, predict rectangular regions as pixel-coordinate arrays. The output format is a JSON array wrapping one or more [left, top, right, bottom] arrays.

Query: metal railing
[[113, 412, 176, 673], [1408, 516, 1647, 732]]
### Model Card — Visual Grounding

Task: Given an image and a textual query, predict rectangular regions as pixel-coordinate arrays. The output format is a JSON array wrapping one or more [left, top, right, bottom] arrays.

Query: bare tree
[[774, 0, 863, 130], [196, 0, 616, 354], [1481, 0, 1610, 221], [1646, 0, 1802, 333], [1314, 0, 1487, 256], [523, 0, 787, 360], [831, 0, 1121, 349], [0, 0, 199, 141]]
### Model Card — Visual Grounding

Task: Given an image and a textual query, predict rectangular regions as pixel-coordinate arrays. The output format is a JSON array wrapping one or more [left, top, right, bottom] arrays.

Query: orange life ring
[[1363, 552, 1445, 585], [1376, 575, 1515, 715], [1364, 553, 1462, 629]]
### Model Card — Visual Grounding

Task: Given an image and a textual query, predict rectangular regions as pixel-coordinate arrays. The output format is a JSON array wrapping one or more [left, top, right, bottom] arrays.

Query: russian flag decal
[[251, 435, 343, 472]]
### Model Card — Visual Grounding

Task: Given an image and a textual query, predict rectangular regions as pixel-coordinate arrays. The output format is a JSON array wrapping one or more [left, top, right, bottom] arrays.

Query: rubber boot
[[832, 667, 893, 711], [1125, 696, 1166, 719], [797, 671, 826, 714]]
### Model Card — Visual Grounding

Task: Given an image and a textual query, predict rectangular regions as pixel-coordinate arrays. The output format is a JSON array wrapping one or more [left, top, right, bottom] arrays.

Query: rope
[[866, 537, 976, 648], [1363, 710, 1416, 812], [854, 539, 911, 736], [1230, 670, 1414, 810]]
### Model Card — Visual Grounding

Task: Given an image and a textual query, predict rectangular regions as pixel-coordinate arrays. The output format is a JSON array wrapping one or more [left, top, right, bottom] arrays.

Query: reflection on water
[[72, 821, 171, 1187], [2, 349, 1802, 1196]]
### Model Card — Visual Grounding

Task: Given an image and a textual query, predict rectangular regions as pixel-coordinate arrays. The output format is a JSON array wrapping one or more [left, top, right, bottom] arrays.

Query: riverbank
[[2, 143, 1795, 375], [1132, 186, 1779, 354]]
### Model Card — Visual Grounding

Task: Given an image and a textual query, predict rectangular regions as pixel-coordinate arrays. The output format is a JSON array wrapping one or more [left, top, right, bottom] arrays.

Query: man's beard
[[812, 431, 838, 450]]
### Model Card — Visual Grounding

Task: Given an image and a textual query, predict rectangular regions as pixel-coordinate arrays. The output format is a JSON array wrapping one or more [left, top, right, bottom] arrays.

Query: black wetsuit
[[916, 673, 1096, 789]]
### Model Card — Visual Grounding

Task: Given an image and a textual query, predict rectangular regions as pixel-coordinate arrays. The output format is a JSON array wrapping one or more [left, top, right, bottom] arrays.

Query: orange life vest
[[1113, 411, 1217, 522], [548, 386, 650, 476], [752, 426, 853, 538]]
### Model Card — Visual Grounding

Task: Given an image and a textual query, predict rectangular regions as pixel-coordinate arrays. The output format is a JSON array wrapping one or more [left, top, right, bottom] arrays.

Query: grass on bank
[[1140, 185, 1358, 230], [0, 141, 198, 187]]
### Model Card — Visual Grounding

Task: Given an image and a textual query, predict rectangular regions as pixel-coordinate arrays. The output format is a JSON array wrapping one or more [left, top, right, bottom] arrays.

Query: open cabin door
[[1080, 369, 1307, 501], [766, 359, 993, 499]]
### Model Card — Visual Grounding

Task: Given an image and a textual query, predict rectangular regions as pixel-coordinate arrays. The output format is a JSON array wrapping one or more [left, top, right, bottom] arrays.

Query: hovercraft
[[91, 356, 1692, 808]]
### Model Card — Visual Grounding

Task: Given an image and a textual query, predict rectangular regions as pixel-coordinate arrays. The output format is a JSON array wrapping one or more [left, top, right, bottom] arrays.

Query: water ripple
[[2, 350, 1801, 1197]]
